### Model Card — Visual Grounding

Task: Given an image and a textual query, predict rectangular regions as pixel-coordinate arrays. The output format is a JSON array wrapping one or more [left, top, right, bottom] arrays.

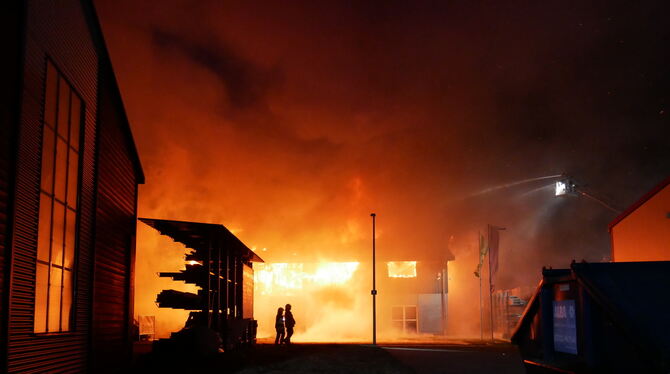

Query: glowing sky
[[96, 0, 670, 290]]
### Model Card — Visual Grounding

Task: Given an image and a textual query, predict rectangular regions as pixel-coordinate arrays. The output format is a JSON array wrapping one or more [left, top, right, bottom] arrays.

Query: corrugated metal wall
[[91, 65, 139, 372], [7, 0, 98, 372], [0, 2, 24, 369]]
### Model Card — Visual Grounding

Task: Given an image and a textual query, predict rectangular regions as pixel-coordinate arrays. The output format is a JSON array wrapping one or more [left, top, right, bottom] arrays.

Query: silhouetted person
[[283, 304, 295, 344], [274, 307, 285, 345]]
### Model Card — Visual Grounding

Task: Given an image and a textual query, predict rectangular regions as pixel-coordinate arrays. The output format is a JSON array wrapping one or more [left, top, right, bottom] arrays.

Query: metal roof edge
[[83, 0, 145, 183], [138, 217, 264, 262], [608, 175, 670, 232]]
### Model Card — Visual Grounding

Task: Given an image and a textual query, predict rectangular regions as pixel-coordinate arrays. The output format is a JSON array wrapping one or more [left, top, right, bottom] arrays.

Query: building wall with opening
[[7, 2, 99, 371]]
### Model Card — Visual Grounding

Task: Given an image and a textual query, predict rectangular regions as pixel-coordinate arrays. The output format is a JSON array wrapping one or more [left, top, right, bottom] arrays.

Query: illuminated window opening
[[254, 262, 360, 296], [34, 60, 83, 333], [387, 261, 417, 278]]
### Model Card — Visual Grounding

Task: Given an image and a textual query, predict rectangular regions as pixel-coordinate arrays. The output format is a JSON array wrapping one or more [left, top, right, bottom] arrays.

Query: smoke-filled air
[[96, 0, 670, 341]]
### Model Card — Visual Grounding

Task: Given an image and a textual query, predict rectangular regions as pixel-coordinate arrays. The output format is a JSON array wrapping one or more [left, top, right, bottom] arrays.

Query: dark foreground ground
[[381, 342, 525, 374], [132, 341, 525, 374]]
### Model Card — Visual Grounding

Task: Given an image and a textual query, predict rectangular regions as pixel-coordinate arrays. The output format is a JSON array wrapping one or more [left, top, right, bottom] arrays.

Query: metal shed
[[139, 218, 263, 350]]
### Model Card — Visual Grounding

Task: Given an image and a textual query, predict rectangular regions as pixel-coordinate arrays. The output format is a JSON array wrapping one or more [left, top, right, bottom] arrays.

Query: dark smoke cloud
[[147, 23, 340, 156], [151, 27, 277, 110], [95, 0, 670, 325]]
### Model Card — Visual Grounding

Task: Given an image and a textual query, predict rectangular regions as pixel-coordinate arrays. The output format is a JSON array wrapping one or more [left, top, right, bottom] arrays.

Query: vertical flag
[[488, 225, 505, 292], [474, 232, 488, 278]]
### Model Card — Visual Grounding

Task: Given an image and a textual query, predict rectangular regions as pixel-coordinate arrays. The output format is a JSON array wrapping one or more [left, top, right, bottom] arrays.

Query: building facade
[[0, 1, 144, 372], [378, 259, 451, 336]]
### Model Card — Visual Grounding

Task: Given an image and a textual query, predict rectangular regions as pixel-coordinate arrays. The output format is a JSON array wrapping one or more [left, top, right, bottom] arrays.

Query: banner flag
[[474, 232, 488, 278], [488, 225, 505, 292]]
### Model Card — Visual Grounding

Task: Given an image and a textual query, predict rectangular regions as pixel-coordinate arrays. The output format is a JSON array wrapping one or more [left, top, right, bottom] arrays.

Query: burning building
[[0, 0, 144, 372], [253, 247, 453, 341], [379, 256, 452, 337]]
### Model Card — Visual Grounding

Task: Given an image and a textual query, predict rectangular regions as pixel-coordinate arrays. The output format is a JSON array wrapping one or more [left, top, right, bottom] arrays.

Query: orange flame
[[387, 261, 417, 278], [254, 262, 359, 295], [253, 261, 369, 342]]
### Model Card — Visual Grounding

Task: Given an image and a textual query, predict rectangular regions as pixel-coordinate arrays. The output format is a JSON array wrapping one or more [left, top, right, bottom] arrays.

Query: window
[[391, 305, 418, 334], [34, 61, 82, 333], [387, 261, 417, 278]]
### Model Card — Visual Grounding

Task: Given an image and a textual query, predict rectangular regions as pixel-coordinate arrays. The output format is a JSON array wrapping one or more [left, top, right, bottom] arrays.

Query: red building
[[609, 176, 670, 262], [0, 1, 144, 372]]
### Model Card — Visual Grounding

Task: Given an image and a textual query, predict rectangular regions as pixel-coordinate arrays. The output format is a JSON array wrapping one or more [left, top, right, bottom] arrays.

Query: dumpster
[[511, 261, 670, 373]]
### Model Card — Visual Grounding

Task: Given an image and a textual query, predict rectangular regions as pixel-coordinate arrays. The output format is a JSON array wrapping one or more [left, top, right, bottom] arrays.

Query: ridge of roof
[[608, 175, 670, 231], [139, 217, 264, 262]]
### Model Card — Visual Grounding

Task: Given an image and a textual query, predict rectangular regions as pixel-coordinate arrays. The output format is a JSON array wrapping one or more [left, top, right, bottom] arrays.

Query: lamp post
[[371, 213, 377, 345]]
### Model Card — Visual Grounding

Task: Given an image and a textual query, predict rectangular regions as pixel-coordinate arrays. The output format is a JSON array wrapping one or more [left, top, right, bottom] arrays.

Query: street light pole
[[371, 213, 377, 345], [488, 224, 494, 341]]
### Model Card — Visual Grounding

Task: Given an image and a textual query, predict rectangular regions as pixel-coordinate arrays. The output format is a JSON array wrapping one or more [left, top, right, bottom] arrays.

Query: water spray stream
[[518, 183, 554, 199]]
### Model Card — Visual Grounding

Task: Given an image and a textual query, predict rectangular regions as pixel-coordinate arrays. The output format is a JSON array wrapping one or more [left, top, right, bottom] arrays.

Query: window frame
[[33, 58, 84, 335], [391, 305, 419, 335]]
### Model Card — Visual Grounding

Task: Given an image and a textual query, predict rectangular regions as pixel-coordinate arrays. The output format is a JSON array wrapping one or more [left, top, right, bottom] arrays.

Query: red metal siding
[[8, 0, 98, 372], [91, 68, 138, 371], [1, 3, 24, 364]]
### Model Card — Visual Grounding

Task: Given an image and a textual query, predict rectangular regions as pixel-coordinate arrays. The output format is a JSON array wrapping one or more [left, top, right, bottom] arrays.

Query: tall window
[[34, 61, 82, 333]]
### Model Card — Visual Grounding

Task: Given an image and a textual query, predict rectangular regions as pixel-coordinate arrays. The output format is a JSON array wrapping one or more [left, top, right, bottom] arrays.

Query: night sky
[[96, 0, 669, 292]]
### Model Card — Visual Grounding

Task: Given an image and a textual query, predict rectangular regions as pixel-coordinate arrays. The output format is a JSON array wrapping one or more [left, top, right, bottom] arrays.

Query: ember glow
[[255, 262, 360, 295], [254, 261, 370, 342], [387, 261, 417, 278]]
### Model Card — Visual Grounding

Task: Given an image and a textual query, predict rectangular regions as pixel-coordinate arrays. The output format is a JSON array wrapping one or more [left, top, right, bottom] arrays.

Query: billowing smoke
[[96, 0, 670, 340]]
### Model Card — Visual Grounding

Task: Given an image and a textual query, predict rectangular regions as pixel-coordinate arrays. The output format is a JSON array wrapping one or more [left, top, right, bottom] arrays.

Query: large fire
[[253, 261, 371, 342], [134, 226, 482, 342], [255, 262, 360, 295]]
